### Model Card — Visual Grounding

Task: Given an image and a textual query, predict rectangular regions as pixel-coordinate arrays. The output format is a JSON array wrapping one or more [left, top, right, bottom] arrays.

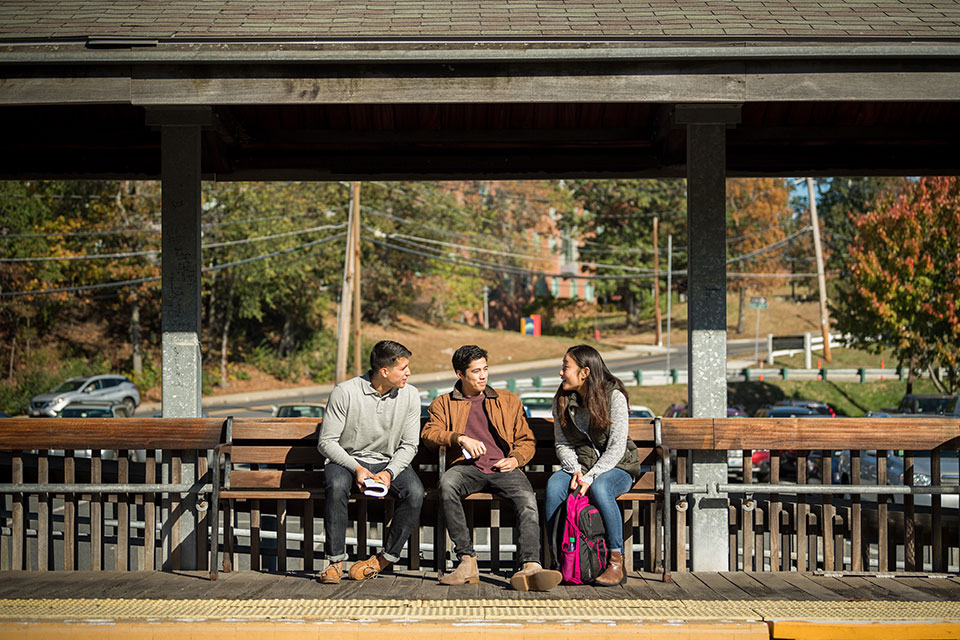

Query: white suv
[[29, 375, 140, 417]]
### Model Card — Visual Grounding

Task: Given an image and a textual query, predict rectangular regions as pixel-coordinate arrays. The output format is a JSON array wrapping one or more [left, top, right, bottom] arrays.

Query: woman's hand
[[577, 479, 591, 496], [569, 470, 584, 491]]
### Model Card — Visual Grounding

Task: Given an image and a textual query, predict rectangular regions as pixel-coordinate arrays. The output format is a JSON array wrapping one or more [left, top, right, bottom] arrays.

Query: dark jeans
[[439, 464, 541, 564], [323, 461, 424, 564]]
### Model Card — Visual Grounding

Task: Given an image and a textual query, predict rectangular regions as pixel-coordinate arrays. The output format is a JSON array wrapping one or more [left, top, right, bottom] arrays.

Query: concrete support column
[[147, 107, 211, 571], [676, 104, 740, 571]]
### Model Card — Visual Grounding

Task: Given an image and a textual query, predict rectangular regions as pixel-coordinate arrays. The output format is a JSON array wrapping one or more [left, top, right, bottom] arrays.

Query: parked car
[[890, 393, 954, 415], [663, 404, 749, 418], [59, 401, 133, 418], [273, 403, 325, 418], [773, 398, 836, 416], [30, 374, 140, 417], [0, 410, 10, 418], [629, 405, 655, 419], [519, 392, 555, 419]]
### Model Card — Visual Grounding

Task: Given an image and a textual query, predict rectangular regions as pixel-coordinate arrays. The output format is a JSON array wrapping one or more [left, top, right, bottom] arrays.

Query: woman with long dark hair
[[545, 344, 642, 586]]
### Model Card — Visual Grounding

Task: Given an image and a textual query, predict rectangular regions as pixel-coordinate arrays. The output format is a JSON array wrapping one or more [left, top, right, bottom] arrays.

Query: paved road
[[148, 339, 767, 418]]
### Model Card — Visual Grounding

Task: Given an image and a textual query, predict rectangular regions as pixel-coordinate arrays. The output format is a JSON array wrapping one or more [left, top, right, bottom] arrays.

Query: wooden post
[[806, 177, 831, 362]]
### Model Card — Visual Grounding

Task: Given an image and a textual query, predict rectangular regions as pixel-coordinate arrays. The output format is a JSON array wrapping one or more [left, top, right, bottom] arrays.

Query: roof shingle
[[2, 0, 960, 41]]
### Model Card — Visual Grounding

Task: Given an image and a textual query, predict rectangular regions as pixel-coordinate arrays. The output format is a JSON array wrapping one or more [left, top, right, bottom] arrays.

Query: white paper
[[362, 477, 388, 497]]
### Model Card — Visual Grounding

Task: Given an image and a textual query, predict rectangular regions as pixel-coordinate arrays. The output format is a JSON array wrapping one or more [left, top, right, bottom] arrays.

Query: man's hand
[[492, 457, 519, 473], [457, 435, 486, 460], [371, 470, 392, 491], [569, 470, 584, 492], [355, 465, 374, 490]]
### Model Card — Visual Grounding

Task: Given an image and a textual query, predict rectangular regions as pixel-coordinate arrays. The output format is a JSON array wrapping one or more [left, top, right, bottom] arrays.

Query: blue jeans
[[439, 464, 541, 564], [545, 467, 633, 553], [323, 461, 424, 564]]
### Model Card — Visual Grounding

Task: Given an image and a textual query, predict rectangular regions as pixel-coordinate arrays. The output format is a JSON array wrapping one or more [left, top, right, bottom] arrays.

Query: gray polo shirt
[[317, 371, 420, 478]]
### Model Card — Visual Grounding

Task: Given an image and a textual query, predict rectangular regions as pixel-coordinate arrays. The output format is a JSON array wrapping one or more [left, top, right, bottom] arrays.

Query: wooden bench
[[208, 416, 668, 580]]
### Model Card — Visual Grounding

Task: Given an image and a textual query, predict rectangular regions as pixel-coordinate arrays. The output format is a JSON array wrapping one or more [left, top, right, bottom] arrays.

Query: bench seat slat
[[228, 446, 322, 465]]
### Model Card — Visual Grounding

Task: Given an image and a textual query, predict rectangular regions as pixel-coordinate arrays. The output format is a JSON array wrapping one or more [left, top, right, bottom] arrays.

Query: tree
[[834, 177, 960, 392], [725, 179, 792, 334], [562, 180, 687, 328]]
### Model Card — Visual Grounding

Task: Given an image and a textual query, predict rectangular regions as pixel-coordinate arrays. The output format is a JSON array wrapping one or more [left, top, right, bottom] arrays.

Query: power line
[[0, 233, 346, 298], [0, 223, 346, 263]]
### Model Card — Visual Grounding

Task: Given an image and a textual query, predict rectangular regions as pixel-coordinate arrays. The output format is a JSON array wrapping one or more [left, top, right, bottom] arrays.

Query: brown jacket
[[421, 383, 536, 467]]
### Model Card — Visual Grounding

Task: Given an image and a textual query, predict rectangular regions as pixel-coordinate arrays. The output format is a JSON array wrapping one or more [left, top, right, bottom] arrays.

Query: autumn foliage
[[836, 177, 960, 392]]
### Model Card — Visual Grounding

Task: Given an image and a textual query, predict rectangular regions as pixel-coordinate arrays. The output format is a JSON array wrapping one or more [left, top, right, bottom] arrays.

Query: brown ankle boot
[[439, 554, 479, 585], [594, 551, 625, 586]]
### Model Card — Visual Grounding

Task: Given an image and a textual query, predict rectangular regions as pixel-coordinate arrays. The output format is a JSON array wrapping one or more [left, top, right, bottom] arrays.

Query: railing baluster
[[932, 449, 943, 572], [797, 451, 808, 572], [676, 450, 687, 572], [807, 510, 818, 571], [117, 450, 129, 571], [197, 453, 208, 570], [770, 450, 780, 571], [877, 449, 888, 572], [833, 513, 845, 570], [91, 450, 102, 571], [12, 452, 24, 571], [145, 452, 157, 571], [755, 501, 765, 571], [64, 452, 76, 571], [37, 451, 50, 571], [728, 502, 738, 569], [780, 509, 791, 572], [904, 451, 916, 571], [357, 499, 368, 559], [822, 454, 834, 570], [851, 450, 862, 571], [743, 450, 754, 571]]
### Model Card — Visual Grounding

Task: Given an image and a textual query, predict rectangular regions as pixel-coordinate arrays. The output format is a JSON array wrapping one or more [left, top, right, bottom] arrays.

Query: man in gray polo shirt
[[317, 340, 423, 583]]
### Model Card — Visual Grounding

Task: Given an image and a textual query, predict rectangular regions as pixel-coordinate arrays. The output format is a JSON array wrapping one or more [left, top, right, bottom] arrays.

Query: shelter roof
[[2, 0, 960, 42]]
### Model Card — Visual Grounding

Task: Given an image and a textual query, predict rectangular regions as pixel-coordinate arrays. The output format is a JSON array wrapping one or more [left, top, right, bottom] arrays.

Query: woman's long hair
[[554, 344, 628, 433]]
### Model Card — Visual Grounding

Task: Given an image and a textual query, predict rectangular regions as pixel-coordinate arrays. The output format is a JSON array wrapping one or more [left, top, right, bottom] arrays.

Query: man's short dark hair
[[370, 340, 412, 371], [452, 345, 488, 374]]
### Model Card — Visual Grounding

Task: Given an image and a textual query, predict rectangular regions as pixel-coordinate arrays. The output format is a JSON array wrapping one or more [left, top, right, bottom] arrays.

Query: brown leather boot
[[439, 554, 479, 585], [509, 562, 562, 592], [594, 551, 625, 586]]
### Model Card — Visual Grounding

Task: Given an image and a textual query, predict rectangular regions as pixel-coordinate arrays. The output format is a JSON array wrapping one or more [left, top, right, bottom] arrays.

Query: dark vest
[[558, 387, 642, 481]]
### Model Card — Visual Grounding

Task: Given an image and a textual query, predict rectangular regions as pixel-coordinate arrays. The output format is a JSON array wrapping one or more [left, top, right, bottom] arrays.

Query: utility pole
[[352, 182, 362, 376], [653, 216, 662, 347], [666, 234, 672, 371], [335, 183, 358, 383], [482, 285, 489, 329], [806, 177, 832, 362]]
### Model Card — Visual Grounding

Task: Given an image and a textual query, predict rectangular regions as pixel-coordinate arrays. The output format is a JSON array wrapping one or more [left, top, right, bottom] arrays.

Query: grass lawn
[[626, 378, 943, 417], [772, 346, 899, 370]]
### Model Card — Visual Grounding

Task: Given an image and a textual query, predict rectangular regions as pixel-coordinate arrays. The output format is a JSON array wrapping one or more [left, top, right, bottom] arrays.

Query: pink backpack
[[559, 493, 608, 584]]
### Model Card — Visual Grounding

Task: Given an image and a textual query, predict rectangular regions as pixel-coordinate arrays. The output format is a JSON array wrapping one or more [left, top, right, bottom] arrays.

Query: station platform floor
[[0, 569, 958, 640]]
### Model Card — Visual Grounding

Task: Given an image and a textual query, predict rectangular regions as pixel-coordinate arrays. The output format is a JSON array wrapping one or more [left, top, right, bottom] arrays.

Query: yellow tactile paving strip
[[0, 598, 958, 640]]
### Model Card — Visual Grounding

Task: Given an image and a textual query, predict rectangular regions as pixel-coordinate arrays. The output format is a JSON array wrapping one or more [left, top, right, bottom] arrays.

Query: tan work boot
[[594, 551, 626, 586], [318, 561, 343, 584], [509, 561, 562, 592], [439, 554, 480, 585], [349, 554, 390, 581]]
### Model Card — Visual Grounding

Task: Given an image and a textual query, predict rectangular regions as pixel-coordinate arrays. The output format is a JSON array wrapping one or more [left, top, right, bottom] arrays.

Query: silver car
[[29, 374, 140, 417]]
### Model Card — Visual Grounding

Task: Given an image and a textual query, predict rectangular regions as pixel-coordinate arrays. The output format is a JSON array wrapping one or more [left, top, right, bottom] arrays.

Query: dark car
[[773, 398, 836, 416], [894, 393, 954, 415], [59, 401, 132, 418]]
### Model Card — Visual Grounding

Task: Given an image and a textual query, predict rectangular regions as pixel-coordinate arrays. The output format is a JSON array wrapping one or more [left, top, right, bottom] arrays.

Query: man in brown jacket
[[422, 345, 561, 591]]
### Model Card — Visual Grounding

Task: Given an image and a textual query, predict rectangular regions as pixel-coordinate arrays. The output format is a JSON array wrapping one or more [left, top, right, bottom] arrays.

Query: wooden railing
[[0, 416, 957, 574]]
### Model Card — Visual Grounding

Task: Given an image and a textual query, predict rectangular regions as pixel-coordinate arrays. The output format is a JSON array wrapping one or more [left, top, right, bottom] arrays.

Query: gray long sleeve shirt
[[553, 389, 629, 485], [317, 371, 421, 479]]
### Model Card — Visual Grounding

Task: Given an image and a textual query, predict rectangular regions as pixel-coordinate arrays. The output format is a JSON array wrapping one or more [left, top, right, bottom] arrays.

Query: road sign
[[749, 296, 768, 309]]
